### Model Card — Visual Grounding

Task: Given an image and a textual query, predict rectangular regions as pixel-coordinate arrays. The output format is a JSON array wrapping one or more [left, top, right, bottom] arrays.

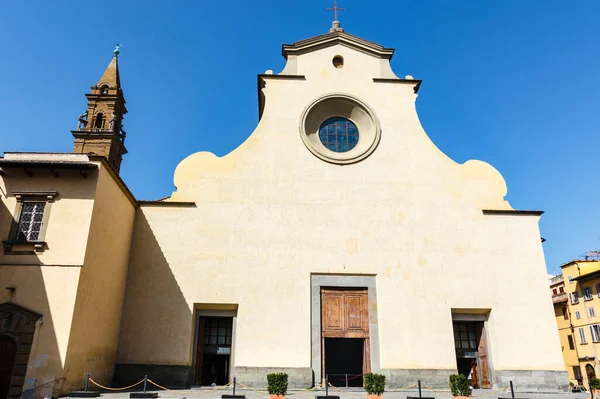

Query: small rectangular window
[[16, 202, 46, 242], [553, 288, 557, 295], [576, 311, 581, 320], [568, 334, 575, 350], [560, 286, 565, 293], [580, 328, 587, 344], [574, 366, 582, 379], [591, 307, 596, 317], [584, 287, 593, 300], [597, 284, 600, 297], [571, 292, 580, 304], [591, 325, 600, 343], [569, 275, 573, 284]]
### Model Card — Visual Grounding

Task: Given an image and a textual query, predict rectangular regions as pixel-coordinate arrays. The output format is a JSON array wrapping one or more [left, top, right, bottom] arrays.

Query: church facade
[[0, 24, 568, 399]]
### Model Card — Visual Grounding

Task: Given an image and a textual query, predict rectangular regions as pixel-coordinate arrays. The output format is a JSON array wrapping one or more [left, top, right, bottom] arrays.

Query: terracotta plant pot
[[367, 394, 382, 399], [270, 395, 285, 399]]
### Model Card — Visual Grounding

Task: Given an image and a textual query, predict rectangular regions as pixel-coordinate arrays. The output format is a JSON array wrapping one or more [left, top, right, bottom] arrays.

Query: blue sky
[[1, 1, 598, 272]]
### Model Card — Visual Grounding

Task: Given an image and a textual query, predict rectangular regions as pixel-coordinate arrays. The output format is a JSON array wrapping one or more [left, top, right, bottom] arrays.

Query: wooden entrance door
[[0, 336, 17, 399], [476, 323, 491, 389], [321, 288, 370, 383], [452, 321, 491, 389]]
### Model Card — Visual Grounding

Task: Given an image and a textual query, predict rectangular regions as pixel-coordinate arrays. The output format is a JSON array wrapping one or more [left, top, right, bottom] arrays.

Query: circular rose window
[[319, 117, 359, 153], [300, 94, 381, 164]]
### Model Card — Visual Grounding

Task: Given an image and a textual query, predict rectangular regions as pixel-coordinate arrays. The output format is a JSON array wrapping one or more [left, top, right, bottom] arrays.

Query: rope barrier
[[84, 375, 510, 397], [147, 379, 233, 393], [147, 379, 172, 391], [419, 383, 512, 398], [88, 378, 145, 391]]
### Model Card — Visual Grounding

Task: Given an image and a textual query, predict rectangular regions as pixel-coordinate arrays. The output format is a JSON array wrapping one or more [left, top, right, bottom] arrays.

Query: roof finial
[[113, 43, 124, 56], [327, 1, 345, 32]]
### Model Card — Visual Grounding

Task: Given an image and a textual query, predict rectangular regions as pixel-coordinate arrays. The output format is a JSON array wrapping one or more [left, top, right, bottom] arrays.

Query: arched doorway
[[0, 303, 41, 399], [586, 364, 596, 382], [0, 336, 17, 399]]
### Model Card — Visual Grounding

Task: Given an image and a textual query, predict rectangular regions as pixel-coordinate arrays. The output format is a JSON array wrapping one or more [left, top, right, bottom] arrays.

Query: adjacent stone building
[[0, 22, 568, 399]]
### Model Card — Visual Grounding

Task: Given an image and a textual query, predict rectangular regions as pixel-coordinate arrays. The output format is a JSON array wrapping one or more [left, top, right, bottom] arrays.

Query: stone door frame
[[451, 311, 494, 389], [310, 274, 380, 386], [0, 302, 41, 399], [191, 309, 238, 387]]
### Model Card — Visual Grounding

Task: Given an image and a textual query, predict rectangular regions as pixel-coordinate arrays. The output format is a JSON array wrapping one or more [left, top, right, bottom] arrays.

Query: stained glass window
[[319, 117, 359, 153], [16, 202, 46, 242]]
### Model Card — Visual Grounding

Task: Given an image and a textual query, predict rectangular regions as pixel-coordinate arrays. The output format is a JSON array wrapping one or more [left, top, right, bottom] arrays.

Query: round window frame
[[299, 93, 381, 164]]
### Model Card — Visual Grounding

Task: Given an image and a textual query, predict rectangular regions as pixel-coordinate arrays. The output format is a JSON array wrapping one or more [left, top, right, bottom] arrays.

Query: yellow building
[[1, 22, 568, 399], [551, 252, 600, 389]]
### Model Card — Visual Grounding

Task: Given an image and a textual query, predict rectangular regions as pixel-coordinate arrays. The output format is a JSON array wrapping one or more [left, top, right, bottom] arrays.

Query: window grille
[[318, 117, 359, 153], [584, 287, 593, 300], [453, 322, 478, 350], [576, 311, 581, 319], [16, 202, 46, 241], [591, 307, 596, 317], [204, 317, 232, 346]]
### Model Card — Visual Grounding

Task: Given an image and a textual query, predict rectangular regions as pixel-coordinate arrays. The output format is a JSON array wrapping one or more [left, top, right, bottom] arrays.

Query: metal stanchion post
[[143, 375, 148, 393], [84, 374, 90, 392], [233, 377, 236, 396], [510, 381, 515, 399], [326, 375, 329, 396], [345, 374, 348, 388], [418, 380, 422, 398]]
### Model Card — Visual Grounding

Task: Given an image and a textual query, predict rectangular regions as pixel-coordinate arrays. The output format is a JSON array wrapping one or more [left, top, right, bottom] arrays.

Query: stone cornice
[[282, 31, 395, 60]]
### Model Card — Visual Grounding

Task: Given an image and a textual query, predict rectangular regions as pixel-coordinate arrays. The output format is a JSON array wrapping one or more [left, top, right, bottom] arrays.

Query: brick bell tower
[[72, 45, 128, 173]]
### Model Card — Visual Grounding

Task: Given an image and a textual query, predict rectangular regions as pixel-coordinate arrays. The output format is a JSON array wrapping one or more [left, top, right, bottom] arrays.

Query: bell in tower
[[72, 44, 128, 173]]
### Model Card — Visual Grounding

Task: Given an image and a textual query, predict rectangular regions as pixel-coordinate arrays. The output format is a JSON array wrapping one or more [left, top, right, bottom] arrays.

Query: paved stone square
[[77, 387, 590, 399]]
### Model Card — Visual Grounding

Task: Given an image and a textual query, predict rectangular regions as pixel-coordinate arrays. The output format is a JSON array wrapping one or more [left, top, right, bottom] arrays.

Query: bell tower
[[72, 45, 128, 173]]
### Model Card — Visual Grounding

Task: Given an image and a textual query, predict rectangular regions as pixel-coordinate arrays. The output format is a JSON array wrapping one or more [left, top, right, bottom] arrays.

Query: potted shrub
[[449, 374, 471, 398], [363, 373, 385, 399], [267, 373, 288, 399]]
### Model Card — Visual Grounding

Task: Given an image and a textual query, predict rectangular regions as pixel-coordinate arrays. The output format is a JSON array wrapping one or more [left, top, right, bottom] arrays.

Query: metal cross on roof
[[327, 0, 345, 22]]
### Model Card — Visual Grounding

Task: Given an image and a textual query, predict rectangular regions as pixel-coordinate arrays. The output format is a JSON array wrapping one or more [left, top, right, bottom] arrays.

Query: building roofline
[[560, 259, 600, 268], [571, 270, 600, 282], [88, 156, 137, 207], [373, 78, 422, 94], [482, 209, 544, 216], [138, 200, 196, 207], [282, 31, 395, 60]]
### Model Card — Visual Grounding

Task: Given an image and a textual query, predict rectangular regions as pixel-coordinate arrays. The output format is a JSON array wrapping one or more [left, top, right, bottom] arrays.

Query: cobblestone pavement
[[74, 387, 590, 399]]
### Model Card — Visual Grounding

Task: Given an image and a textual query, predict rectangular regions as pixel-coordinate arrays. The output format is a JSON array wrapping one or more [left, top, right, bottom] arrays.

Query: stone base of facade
[[113, 364, 192, 388], [233, 367, 313, 388], [494, 370, 570, 393], [381, 369, 457, 389]]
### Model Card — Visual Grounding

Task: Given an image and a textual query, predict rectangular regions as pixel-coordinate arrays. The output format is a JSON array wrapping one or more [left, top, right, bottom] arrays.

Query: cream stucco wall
[[118, 40, 565, 379], [0, 164, 98, 397], [62, 164, 136, 393], [0, 159, 135, 397]]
